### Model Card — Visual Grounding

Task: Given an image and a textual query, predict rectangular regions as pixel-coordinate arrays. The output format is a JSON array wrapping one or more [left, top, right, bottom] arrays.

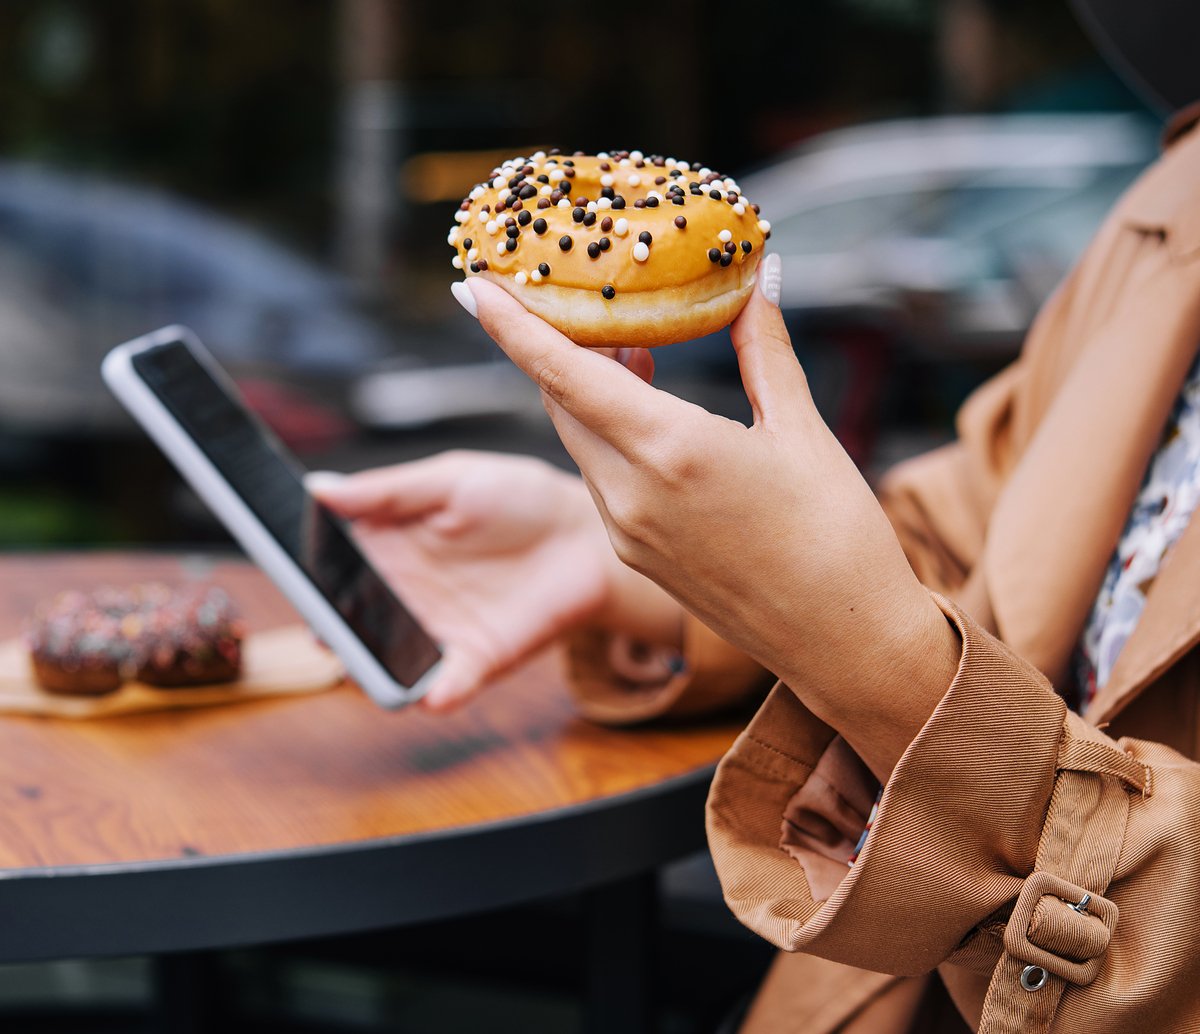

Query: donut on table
[[25, 584, 244, 696], [448, 149, 771, 347]]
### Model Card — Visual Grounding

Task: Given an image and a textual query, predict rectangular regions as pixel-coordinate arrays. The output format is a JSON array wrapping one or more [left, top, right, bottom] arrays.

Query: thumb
[[729, 254, 810, 427], [304, 456, 460, 523]]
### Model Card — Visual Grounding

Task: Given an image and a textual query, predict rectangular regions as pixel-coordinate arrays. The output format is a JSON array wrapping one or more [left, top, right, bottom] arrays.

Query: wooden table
[[0, 553, 744, 1029]]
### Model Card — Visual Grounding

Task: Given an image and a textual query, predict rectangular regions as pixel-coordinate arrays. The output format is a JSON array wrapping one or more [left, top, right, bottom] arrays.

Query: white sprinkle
[[666, 157, 677, 167], [454, 210, 469, 224], [632, 241, 650, 262], [628, 174, 641, 187], [467, 248, 479, 261], [597, 151, 610, 160], [597, 197, 612, 210], [557, 198, 571, 208], [619, 158, 632, 167], [630, 150, 644, 161], [586, 201, 598, 213], [477, 210, 489, 222], [614, 218, 629, 237], [600, 173, 614, 187], [718, 229, 732, 243], [515, 271, 528, 286], [492, 176, 505, 189], [498, 188, 511, 202], [486, 220, 499, 235], [447, 228, 460, 245], [532, 150, 546, 160], [733, 203, 746, 215], [677, 161, 690, 171], [469, 187, 484, 201], [496, 241, 507, 255], [757, 219, 772, 234], [549, 168, 565, 182], [451, 255, 463, 269], [699, 167, 711, 177], [530, 269, 543, 283]]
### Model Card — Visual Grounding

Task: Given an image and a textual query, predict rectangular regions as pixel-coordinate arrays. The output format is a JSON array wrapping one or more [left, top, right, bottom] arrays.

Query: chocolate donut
[[448, 149, 770, 347], [26, 584, 244, 696]]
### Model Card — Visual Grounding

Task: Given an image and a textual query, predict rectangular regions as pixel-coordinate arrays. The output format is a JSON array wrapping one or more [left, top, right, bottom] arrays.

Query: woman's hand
[[457, 258, 960, 777], [307, 451, 683, 711]]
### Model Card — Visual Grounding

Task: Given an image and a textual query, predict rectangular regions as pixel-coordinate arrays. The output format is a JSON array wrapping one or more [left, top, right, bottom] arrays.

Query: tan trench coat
[[568, 107, 1200, 1032]]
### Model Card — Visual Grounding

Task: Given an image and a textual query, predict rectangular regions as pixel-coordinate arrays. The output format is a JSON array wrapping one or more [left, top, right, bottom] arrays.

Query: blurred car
[[741, 112, 1159, 356]]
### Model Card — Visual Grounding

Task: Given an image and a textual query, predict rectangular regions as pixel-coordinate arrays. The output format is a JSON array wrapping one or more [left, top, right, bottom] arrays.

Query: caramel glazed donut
[[448, 149, 772, 347]]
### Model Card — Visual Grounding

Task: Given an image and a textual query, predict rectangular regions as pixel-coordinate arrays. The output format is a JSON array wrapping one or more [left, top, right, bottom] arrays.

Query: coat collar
[[982, 124, 1200, 696]]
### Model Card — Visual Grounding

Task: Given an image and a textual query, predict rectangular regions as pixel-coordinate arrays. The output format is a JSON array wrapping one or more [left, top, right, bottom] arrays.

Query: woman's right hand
[[307, 450, 683, 711]]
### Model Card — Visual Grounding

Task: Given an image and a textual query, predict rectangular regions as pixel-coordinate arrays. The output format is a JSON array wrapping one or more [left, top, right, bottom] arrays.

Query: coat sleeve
[[707, 592, 1200, 1033]]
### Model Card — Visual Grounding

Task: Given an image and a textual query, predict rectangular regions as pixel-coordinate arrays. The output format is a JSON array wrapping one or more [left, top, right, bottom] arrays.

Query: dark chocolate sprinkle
[[587, 241, 601, 259], [601, 284, 616, 299], [645, 196, 659, 208], [741, 240, 752, 253], [583, 211, 596, 226], [538, 262, 550, 276], [709, 189, 723, 200], [469, 262, 480, 273], [600, 186, 616, 200], [518, 210, 532, 226], [533, 217, 548, 235], [638, 231, 653, 245], [559, 235, 573, 251], [519, 184, 537, 199], [719, 251, 733, 266], [572, 207, 585, 223], [707, 247, 721, 263], [674, 216, 687, 229], [611, 196, 626, 210], [536, 174, 550, 184], [506, 238, 518, 252], [599, 236, 611, 251], [506, 225, 520, 238], [672, 196, 685, 205], [463, 238, 473, 249]]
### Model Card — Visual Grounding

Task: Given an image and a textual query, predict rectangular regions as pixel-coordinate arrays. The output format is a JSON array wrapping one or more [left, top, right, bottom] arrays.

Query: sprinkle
[[630, 150, 644, 161], [498, 188, 511, 202], [719, 252, 733, 266], [454, 210, 469, 224], [478, 260, 488, 271], [559, 235, 573, 251], [506, 225, 519, 238], [601, 216, 613, 232], [601, 284, 616, 299], [599, 236, 611, 251], [718, 229, 732, 243], [486, 220, 498, 235], [733, 203, 746, 215], [540, 185, 553, 196], [638, 231, 653, 245], [549, 169, 566, 182], [724, 241, 737, 254], [611, 196, 626, 210], [469, 262, 480, 273], [597, 197, 612, 210], [707, 247, 721, 263], [634, 199, 646, 209], [572, 207, 585, 222], [645, 197, 659, 208], [557, 198, 571, 209], [586, 201, 598, 213], [517, 211, 532, 226], [452, 255, 463, 269], [478, 210, 489, 222], [678, 161, 690, 171], [447, 228, 460, 245], [628, 174, 641, 187], [530, 269, 542, 283], [632, 241, 650, 262], [587, 241, 601, 258], [505, 238, 517, 252], [492, 176, 505, 189], [537, 198, 551, 209], [467, 248, 479, 260], [515, 271, 528, 285], [583, 212, 596, 226], [497, 241, 508, 255], [538, 262, 550, 276], [674, 215, 687, 229], [533, 217, 548, 235], [470, 186, 485, 200], [741, 240, 752, 253], [600, 173, 614, 187], [757, 219, 771, 234], [614, 218, 629, 237]]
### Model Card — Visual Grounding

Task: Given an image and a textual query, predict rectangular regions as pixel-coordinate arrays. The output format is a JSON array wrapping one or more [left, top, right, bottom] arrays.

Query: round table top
[[0, 553, 744, 962]]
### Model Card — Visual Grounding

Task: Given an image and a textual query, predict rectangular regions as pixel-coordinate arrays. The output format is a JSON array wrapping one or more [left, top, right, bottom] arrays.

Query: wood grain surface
[[0, 554, 743, 872]]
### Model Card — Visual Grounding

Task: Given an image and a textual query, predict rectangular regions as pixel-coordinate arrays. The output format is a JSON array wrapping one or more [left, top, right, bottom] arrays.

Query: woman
[[307, 97, 1200, 1034]]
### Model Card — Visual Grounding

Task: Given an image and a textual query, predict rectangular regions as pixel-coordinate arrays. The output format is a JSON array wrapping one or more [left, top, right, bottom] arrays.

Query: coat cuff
[[564, 611, 773, 726], [707, 592, 1073, 975]]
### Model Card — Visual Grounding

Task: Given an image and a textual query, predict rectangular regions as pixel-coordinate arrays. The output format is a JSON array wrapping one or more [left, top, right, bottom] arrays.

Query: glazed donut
[[447, 149, 771, 347], [25, 584, 244, 696]]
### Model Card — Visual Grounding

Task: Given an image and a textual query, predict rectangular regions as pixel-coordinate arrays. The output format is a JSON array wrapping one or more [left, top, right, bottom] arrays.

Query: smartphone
[[102, 326, 442, 709]]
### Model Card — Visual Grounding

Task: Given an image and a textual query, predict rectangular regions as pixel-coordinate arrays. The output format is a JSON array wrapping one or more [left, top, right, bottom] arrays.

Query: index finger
[[462, 277, 671, 449]]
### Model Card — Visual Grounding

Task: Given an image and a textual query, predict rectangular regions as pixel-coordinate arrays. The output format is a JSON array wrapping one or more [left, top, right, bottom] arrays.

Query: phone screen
[[131, 339, 442, 687]]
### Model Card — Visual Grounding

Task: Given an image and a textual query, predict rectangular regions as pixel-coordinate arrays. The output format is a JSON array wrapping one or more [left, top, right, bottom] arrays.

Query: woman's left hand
[[456, 260, 960, 777]]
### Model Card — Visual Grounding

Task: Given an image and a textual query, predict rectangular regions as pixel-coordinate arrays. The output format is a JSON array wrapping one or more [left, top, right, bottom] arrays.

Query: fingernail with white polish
[[304, 471, 345, 494], [758, 253, 782, 306], [450, 280, 478, 319]]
